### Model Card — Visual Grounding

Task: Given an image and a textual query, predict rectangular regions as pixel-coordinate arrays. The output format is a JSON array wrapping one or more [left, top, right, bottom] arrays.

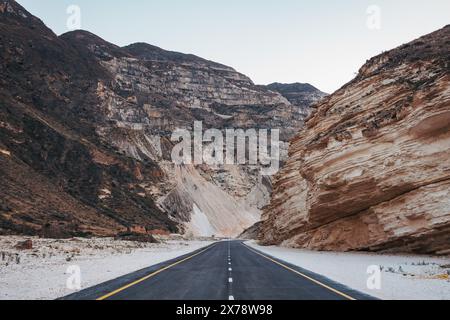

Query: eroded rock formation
[[260, 26, 450, 254], [0, 0, 325, 237]]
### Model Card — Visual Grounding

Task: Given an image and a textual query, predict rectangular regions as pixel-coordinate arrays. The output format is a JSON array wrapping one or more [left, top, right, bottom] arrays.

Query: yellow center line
[[242, 243, 356, 301], [96, 243, 217, 301]]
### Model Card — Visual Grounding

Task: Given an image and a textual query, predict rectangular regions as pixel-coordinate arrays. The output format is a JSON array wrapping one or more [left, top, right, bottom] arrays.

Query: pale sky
[[17, 0, 450, 93]]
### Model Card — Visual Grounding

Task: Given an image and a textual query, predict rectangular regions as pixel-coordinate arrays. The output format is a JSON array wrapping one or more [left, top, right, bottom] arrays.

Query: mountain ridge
[[0, 0, 325, 237]]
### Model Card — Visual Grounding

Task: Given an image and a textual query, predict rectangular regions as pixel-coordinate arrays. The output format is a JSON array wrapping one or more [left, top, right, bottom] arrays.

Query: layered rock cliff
[[260, 26, 450, 254], [0, 0, 325, 237], [59, 30, 308, 237]]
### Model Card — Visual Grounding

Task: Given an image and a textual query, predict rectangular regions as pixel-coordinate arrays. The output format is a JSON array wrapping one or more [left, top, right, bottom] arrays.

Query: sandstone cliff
[[260, 26, 450, 254]]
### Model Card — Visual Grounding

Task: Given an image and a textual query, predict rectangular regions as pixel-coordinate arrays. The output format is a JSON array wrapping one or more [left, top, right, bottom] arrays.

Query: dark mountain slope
[[0, 0, 177, 236]]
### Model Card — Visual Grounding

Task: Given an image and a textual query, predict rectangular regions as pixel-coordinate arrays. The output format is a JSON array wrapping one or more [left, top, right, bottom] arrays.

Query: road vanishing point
[[63, 240, 374, 300]]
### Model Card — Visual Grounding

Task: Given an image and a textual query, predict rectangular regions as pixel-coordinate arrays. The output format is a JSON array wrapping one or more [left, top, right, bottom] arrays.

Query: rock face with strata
[[0, 1, 325, 237], [57, 29, 329, 237], [260, 26, 450, 255], [60, 31, 307, 237]]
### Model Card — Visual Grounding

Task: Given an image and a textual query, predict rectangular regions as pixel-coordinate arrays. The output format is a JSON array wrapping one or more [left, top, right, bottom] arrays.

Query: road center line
[[227, 242, 234, 300]]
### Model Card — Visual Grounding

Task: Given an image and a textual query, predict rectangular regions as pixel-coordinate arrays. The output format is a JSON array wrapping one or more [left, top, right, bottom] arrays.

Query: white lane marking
[[227, 243, 234, 300]]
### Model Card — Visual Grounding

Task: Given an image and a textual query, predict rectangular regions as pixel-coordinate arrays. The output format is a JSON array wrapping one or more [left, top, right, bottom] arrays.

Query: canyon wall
[[0, 0, 325, 237], [260, 26, 450, 254]]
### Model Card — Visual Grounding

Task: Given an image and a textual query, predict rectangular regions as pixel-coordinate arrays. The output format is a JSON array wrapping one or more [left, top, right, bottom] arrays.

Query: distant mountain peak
[[265, 82, 327, 111], [267, 82, 326, 94], [123, 42, 235, 71], [60, 30, 130, 61]]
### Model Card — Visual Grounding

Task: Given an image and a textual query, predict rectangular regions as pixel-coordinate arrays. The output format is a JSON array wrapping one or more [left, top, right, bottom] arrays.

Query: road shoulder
[[61, 241, 218, 300], [246, 241, 450, 300], [241, 242, 375, 300]]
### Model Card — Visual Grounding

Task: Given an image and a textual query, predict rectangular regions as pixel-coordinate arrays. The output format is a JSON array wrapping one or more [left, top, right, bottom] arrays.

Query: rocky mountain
[[0, 0, 322, 237], [266, 82, 327, 117], [0, 0, 177, 237], [259, 26, 450, 254]]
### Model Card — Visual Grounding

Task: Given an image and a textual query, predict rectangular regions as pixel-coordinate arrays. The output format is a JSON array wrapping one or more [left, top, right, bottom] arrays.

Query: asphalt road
[[64, 240, 374, 300]]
